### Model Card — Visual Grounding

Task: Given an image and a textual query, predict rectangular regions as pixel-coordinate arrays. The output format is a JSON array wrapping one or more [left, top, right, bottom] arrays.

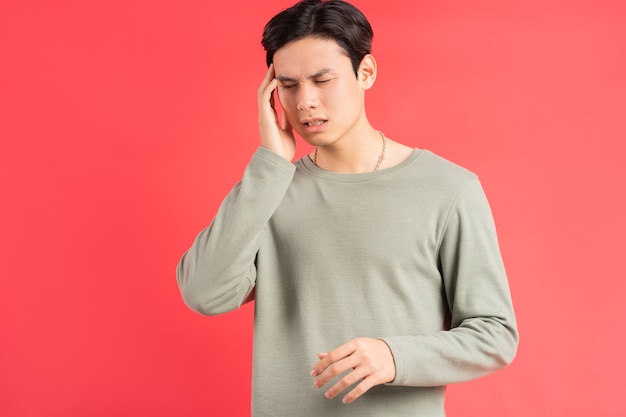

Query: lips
[[301, 118, 328, 133], [301, 118, 327, 126]]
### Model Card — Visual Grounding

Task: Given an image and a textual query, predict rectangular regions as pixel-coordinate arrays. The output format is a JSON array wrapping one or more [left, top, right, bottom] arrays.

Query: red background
[[1, 1, 625, 416]]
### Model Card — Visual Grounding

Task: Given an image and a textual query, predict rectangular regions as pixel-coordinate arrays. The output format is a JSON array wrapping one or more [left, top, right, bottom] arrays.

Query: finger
[[261, 63, 275, 87], [341, 377, 377, 404], [313, 355, 359, 389], [261, 78, 277, 103], [323, 365, 368, 400], [259, 78, 279, 125], [258, 65, 277, 103], [311, 341, 356, 377]]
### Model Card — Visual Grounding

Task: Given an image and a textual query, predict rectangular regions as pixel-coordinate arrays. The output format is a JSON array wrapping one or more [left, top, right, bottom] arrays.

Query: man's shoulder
[[412, 149, 478, 185]]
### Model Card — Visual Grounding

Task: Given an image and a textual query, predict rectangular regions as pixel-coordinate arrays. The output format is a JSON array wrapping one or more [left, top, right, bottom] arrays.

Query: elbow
[[507, 328, 520, 366], [180, 286, 253, 316], [177, 273, 236, 317], [176, 262, 253, 316], [175, 253, 215, 315], [176, 259, 220, 316], [494, 323, 519, 369], [472, 316, 519, 372], [179, 286, 225, 316]]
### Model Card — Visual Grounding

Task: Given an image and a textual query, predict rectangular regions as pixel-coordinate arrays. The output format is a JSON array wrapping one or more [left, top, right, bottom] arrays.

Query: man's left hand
[[310, 337, 396, 404]]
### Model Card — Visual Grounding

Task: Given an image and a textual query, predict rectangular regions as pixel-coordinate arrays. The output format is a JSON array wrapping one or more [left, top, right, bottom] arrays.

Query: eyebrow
[[276, 68, 336, 83]]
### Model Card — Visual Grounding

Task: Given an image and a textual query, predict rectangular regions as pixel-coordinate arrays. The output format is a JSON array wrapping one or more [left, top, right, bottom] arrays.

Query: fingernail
[[310, 369, 317, 377]]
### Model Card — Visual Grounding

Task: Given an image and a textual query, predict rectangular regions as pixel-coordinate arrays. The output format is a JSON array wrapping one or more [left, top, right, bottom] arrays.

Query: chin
[[296, 132, 318, 146], [297, 132, 332, 148]]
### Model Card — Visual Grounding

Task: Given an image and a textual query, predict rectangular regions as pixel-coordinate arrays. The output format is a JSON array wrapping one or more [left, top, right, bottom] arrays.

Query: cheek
[[324, 83, 355, 108]]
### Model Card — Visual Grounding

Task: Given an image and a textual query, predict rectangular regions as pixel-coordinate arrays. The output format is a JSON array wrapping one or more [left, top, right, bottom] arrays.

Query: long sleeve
[[382, 178, 518, 386], [179, 148, 518, 415], [176, 146, 295, 315]]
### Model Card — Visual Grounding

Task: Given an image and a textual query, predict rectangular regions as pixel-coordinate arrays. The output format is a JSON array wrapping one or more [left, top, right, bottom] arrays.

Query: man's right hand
[[257, 64, 296, 161]]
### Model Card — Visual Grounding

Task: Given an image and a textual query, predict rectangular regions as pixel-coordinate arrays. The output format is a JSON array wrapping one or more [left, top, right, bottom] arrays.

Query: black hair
[[261, 0, 373, 77]]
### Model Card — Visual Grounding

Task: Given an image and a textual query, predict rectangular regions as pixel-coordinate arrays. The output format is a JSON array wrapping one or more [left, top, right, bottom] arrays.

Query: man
[[176, 0, 518, 415]]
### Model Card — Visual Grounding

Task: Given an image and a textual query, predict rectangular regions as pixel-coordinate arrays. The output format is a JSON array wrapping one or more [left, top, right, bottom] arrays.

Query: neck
[[312, 127, 386, 173]]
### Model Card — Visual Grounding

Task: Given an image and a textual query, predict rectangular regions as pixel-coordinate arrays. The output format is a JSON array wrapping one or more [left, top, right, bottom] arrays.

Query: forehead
[[273, 37, 351, 77]]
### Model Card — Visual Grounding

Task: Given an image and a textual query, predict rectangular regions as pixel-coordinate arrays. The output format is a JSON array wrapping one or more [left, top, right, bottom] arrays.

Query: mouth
[[303, 119, 327, 127], [301, 119, 328, 133]]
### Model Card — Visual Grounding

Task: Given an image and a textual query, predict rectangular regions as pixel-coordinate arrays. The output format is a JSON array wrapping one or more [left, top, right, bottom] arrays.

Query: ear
[[357, 54, 377, 90]]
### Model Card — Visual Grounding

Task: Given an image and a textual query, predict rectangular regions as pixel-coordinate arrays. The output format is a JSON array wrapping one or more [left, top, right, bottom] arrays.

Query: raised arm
[[176, 66, 297, 315]]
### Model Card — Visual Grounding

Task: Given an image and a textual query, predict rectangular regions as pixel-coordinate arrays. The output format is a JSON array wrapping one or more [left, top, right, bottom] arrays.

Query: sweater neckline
[[298, 148, 424, 182]]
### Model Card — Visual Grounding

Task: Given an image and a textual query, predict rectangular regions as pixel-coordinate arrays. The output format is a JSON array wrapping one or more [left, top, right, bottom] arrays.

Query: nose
[[296, 83, 319, 111]]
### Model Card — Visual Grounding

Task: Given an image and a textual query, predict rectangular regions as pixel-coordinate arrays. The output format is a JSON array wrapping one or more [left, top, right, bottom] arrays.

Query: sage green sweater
[[177, 146, 518, 416]]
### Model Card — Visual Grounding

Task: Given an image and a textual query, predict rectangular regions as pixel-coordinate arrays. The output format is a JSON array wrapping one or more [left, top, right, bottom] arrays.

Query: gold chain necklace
[[312, 130, 387, 171]]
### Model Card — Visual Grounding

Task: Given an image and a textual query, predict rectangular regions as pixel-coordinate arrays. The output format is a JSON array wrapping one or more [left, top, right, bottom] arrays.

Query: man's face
[[273, 36, 370, 146]]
